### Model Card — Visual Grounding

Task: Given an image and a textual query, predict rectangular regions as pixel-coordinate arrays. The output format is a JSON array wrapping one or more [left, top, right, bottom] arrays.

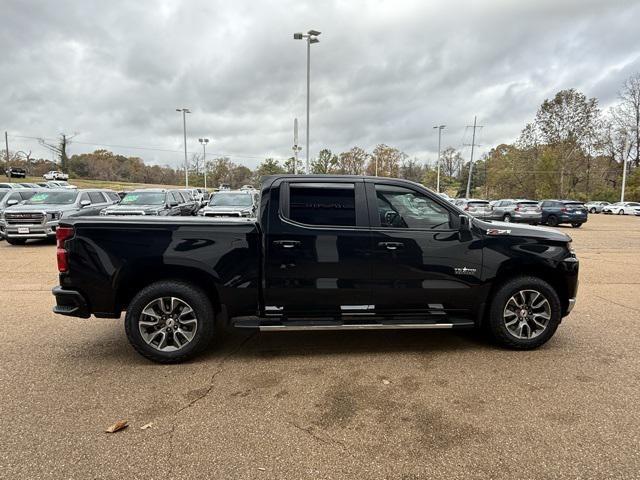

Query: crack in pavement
[[286, 420, 349, 451], [160, 332, 257, 477], [593, 295, 640, 313]]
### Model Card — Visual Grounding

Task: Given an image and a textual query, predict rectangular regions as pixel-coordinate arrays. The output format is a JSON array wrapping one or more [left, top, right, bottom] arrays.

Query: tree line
[[5, 73, 639, 201]]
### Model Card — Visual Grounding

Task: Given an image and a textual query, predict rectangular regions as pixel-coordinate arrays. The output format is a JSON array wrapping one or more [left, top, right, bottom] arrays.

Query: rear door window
[[287, 183, 357, 226]]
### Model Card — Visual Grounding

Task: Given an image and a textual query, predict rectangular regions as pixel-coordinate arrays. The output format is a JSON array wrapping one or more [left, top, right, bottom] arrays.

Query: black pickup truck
[[53, 176, 579, 363]]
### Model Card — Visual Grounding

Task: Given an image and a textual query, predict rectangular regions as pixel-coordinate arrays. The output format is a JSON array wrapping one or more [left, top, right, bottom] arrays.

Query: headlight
[[49, 211, 63, 221]]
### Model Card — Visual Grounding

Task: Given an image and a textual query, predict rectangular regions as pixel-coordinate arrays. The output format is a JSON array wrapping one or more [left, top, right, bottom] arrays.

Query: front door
[[366, 181, 484, 322], [263, 179, 372, 317]]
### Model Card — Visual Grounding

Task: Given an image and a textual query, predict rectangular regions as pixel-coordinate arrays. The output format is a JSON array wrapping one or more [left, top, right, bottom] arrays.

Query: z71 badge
[[454, 267, 477, 275]]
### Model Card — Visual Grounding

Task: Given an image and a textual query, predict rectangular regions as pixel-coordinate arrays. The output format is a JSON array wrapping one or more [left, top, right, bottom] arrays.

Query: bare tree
[[612, 73, 640, 166], [337, 146, 368, 175], [39, 133, 76, 172]]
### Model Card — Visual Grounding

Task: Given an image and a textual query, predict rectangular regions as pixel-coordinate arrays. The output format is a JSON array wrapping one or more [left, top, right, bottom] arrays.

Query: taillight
[[56, 226, 74, 272], [464, 206, 469, 211], [560, 207, 567, 213], [515, 206, 521, 212]]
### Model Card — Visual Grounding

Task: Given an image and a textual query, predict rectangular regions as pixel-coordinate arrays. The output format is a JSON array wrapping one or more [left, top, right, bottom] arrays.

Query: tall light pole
[[293, 29, 321, 173], [176, 108, 191, 187], [292, 118, 302, 174], [433, 125, 445, 192], [199, 138, 209, 189]]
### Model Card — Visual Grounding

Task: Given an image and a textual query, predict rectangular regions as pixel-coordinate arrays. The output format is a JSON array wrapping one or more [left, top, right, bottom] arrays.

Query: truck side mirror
[[80, 200, 91, 207], [7, 199, 18, 206], [459, 214, 471, 232]]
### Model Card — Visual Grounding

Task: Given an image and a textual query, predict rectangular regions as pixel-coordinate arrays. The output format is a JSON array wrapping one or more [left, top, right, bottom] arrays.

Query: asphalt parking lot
[[1, 214, 639, 479]]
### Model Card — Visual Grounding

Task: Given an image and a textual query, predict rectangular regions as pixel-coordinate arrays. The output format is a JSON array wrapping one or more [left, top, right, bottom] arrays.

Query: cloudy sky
[[2, 0, 640, 169]]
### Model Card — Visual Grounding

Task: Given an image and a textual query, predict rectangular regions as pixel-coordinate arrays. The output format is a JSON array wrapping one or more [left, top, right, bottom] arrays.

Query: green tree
[[310, 149, 338, 174], [337, 147, 368, 175]]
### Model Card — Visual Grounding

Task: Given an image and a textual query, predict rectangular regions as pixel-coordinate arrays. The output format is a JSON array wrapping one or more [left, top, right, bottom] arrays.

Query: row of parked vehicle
[[446, 196, 640, 227], [0, 180, 77, 190], [0, 186, 259, 245]]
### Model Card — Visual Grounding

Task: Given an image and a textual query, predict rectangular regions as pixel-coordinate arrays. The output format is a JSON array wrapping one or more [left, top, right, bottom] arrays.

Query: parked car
[[490, 199, 542, 224], [43, 171, 69, 181], [101, 189, 184, 217], [2, 189, 118, 244], [46, 181, 77, 189], [5, 167, 26, 178], [19, 183, 41, 188], [53, 175, 579, 363], [454, 199, 492, 219], [602, 202, 640, 215], [198, 189, 259, 218], [539, 200, 588, 227], [240, 184, 256, 191], [0, 183, 19, 189], [36, 182, 51, 188], [0, 189, 39, 239], [219, 183, 231, 191], [178, 190, 200, 215], [195, 188, 210, 205], [585, 201, 610, 214]]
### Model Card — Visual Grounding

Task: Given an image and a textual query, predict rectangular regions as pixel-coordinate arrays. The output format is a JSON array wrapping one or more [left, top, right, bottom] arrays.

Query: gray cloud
[[2, 0, 640, 169]]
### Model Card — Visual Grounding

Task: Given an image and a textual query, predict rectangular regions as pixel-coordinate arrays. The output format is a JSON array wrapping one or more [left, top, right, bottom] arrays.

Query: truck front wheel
[[125, 280, 216, 363], [486, 276, 561, 350]]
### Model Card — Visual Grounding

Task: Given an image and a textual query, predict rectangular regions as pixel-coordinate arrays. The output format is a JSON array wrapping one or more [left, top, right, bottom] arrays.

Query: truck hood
[[201, 206, 252, 214], [474, 218, 572, 242], [4, 203, 79, 213], [104, 204, 163, 213]]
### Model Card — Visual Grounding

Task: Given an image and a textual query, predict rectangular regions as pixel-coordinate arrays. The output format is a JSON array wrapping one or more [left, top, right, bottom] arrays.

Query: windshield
[[517, 201, 538, 206], [563, 202, 584, 207], [468, 201, 489, 207], [25, 191, 78, 205], [121, 192, 166, 205], [209, 193, 253, 207]]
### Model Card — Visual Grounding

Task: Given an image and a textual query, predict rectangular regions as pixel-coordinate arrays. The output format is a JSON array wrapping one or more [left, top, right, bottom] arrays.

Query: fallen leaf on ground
[[105, 420, 128, 433], [257, 467, 266, 471], [140, 423, 153, 430], [382, 379, 391, 385]]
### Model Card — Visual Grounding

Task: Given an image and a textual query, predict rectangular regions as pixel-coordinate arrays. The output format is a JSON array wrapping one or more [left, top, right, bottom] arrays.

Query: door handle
[[378, 241, 404, 250], [273, 240, 301, 249]]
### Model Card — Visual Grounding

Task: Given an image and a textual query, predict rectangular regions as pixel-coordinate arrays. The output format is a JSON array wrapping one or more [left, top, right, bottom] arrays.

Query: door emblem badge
[[455, 267, 477, 275]]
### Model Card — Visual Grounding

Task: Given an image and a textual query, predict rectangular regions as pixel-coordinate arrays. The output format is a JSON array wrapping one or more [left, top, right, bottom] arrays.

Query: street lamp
[[176, 108, 191, 187], [199, 138, 210, 189], [293, 29, 321, 173], [433, 125, 446, 193]]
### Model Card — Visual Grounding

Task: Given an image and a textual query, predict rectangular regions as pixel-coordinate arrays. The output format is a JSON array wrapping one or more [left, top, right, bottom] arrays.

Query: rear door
[[263, 179, 372, 317], [366, 180, 484, 322]]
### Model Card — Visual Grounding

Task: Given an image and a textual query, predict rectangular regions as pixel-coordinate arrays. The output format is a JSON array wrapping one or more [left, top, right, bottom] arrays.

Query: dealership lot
[[1, 214, 639, 479]]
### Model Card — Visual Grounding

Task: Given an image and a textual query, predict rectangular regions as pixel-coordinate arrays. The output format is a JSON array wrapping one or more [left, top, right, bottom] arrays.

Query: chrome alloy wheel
[[503, 289, 551, 340], [138, 297, 198, 352]]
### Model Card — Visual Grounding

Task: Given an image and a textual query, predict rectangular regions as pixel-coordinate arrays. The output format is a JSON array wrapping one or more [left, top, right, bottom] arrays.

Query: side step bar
[[258, 323, 460, 331]]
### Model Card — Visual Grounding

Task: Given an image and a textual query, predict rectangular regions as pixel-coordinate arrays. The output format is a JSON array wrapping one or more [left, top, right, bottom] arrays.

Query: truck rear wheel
[[486, 276, 561, 350], [125, 280, 216, 363]]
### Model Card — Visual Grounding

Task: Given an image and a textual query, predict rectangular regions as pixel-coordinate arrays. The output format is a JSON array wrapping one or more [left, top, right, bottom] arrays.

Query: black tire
[[486, 276, 561, 350], [502, 214, 512, 223], [5, 237, 26, 245], [124, 280, 216, 363], [546, 215, 559, 227], [571, 223, 582, 228], [618, 209, 624, 215], [589, 207, 596, 213]]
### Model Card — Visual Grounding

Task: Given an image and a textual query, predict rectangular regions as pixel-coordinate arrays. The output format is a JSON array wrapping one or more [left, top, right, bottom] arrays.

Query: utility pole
[[176, 108, 191, 187], [465, 116, 483, 198], [292, 118, 302, 174], [4, 131, 9, 165], [433, 125, 445, 192], [199, 138, 209, 189]]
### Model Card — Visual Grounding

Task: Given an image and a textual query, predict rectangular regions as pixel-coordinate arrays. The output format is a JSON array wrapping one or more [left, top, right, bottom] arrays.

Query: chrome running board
[[258, 323, 465, 332]]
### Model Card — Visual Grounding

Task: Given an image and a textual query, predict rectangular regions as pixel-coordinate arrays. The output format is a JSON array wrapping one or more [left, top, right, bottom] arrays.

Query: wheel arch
[[481, 263, 570, 325], [115, 264, 222, 316]]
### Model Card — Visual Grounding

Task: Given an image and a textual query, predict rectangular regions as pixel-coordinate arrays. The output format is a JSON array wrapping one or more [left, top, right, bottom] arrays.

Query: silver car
[[585, 201, 610, 214], [0, 189, 39, 239], [2, 189, 118, 244], [198, 190, 259, 218], [490, 199, 542, 224], [455, 199, 492, 219]]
